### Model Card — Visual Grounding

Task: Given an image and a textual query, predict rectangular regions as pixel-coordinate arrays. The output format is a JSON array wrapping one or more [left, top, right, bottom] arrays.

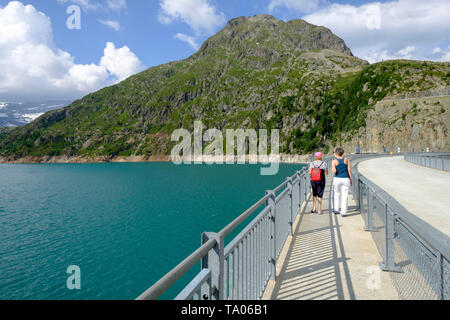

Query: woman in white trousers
[[331, 147, 353, 217]]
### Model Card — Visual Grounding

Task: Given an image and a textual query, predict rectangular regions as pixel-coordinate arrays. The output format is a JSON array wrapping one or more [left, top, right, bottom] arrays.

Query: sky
[[0, 0, 449, 102]]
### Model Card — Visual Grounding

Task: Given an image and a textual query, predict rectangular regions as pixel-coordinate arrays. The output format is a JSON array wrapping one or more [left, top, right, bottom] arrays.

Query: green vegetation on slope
[[0, 128, 14, 141], [289, 60, 450, 152]]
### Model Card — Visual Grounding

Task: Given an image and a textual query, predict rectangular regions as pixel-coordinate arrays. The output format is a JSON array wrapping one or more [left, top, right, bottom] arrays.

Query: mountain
[[0, 101, 71, 128], [0, 15, 449, 162]]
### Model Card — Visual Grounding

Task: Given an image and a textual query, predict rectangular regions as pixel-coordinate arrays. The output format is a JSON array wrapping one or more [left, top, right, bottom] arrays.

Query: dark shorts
[[311, 180, 326, 198]]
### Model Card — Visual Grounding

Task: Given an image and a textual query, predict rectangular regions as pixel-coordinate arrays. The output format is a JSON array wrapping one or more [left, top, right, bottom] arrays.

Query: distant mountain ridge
[[0, 15, 449, 162]]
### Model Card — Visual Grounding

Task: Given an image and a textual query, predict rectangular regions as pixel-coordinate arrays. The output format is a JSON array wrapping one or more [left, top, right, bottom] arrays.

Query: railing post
[[329, 176, 334, 215], [379, 205, 402, 273], [358, 181, 363, 215], [304, 171, 308, 200], [296, 171, 302, 209], [353, 172, 360, 210], [201, 232, 224, 300], [299, 171, 304, 206], [266, 190, 277, 281], [436, 252, 444, 300], [364, 188, 375, 232], [287, 177, 293, 236]]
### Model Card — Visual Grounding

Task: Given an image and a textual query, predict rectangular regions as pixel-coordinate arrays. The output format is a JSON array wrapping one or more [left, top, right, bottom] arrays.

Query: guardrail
[[137, 164, 314, 300], [351, 157, 450, 300], [404, 153, 450, 172], [138, 153, 449, 300]]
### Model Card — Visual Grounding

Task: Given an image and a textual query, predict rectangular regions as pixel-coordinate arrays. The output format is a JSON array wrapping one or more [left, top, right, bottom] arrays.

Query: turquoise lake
[[0, 162, 305, 300]]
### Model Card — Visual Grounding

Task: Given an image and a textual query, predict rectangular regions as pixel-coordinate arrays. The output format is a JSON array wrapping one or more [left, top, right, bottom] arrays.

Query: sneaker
[[333, 210, 341, 215], [311, 209, 317, 213]]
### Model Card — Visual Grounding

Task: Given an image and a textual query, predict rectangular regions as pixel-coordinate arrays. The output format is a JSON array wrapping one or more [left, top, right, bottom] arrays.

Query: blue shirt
[[335, 158, 350, 178]]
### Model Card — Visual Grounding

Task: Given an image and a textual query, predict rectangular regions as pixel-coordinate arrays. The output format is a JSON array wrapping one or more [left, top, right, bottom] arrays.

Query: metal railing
[[137, 165, 313, 300], [404, 153, 450, 172], [352, 157, 450, 300], [138, 153, 449, 300]]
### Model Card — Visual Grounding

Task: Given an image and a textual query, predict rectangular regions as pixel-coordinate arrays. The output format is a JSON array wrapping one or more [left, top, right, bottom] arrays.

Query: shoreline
[[0, 154, 313, 165]]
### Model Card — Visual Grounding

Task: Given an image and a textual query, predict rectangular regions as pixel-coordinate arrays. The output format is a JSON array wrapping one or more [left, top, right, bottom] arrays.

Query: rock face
[[198, 15, 353, 58], [342, 94, 450, 153], [0, 15, 449, 162]]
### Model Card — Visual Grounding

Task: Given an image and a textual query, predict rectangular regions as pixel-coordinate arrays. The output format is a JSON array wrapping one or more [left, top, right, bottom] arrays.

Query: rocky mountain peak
[[198, 15, 353, 58]]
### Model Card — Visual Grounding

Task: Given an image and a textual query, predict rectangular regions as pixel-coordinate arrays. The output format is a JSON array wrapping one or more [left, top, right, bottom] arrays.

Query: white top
[[309, 160, 328, 170]]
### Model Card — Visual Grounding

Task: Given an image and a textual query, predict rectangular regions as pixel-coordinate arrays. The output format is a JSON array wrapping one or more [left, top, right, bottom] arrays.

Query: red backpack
[[311, 162, 323, 182]]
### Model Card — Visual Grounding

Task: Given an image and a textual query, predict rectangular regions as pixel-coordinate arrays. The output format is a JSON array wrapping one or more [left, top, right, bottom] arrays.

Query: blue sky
[[0, 0, 449, 101], [0, 0, 398, 66]]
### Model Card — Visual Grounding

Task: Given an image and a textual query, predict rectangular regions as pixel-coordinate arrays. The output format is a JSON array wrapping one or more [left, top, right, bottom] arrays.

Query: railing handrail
[[404, 152, 450, 172], [174, 269, 212, 300], [137, 238, 217, 300], [406, 152, 449, 157]]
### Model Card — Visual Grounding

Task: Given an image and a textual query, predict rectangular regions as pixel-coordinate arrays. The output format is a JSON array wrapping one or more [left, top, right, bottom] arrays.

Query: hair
[[334, 147, 345, 157]]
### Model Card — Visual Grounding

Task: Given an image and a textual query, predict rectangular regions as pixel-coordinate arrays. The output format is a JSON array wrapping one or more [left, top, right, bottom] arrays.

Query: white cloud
[[22, 113, 44, 122], [303, 0, 450, 63], [99, 19, 122, 31], [60, 63, 109, 93], [174, 33, 199, 50], [106, 0, 127, 11], [443, 51, 450, 61], [397, 46, 415, 57], [100, 42, 145, 81], [432, 46, 450, 62], [0, 1, 144, 101], [58, 1, 127, 30], [57, 0, 127, 11], [268, 0, 325, 14], [158, 0, 226, 36], [365, 46, 418, 63], [56, 0, 99, 11], [433, 47, 442, 54]]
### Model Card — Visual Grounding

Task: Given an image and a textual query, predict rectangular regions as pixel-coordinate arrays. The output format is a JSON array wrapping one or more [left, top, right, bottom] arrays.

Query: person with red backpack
[[309, 152, 329, 215]]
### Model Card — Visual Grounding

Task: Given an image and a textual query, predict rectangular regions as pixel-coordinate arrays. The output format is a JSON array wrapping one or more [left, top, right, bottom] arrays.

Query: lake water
[[0, 162, 304, 300]]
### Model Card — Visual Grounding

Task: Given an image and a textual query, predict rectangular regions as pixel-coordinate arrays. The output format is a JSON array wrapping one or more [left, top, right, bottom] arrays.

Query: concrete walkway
[[359, 156, 450, 236], [263, 177, 398, 300]]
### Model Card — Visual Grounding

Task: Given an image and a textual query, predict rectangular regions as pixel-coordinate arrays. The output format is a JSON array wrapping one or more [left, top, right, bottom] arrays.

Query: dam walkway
[[137, 153, 450, 301], [263, 155, 450, 300], [262, 176, 398, 300]]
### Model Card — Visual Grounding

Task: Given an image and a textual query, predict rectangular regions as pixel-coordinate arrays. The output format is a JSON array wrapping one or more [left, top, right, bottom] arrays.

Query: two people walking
[[308, 147, 353, 217]]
